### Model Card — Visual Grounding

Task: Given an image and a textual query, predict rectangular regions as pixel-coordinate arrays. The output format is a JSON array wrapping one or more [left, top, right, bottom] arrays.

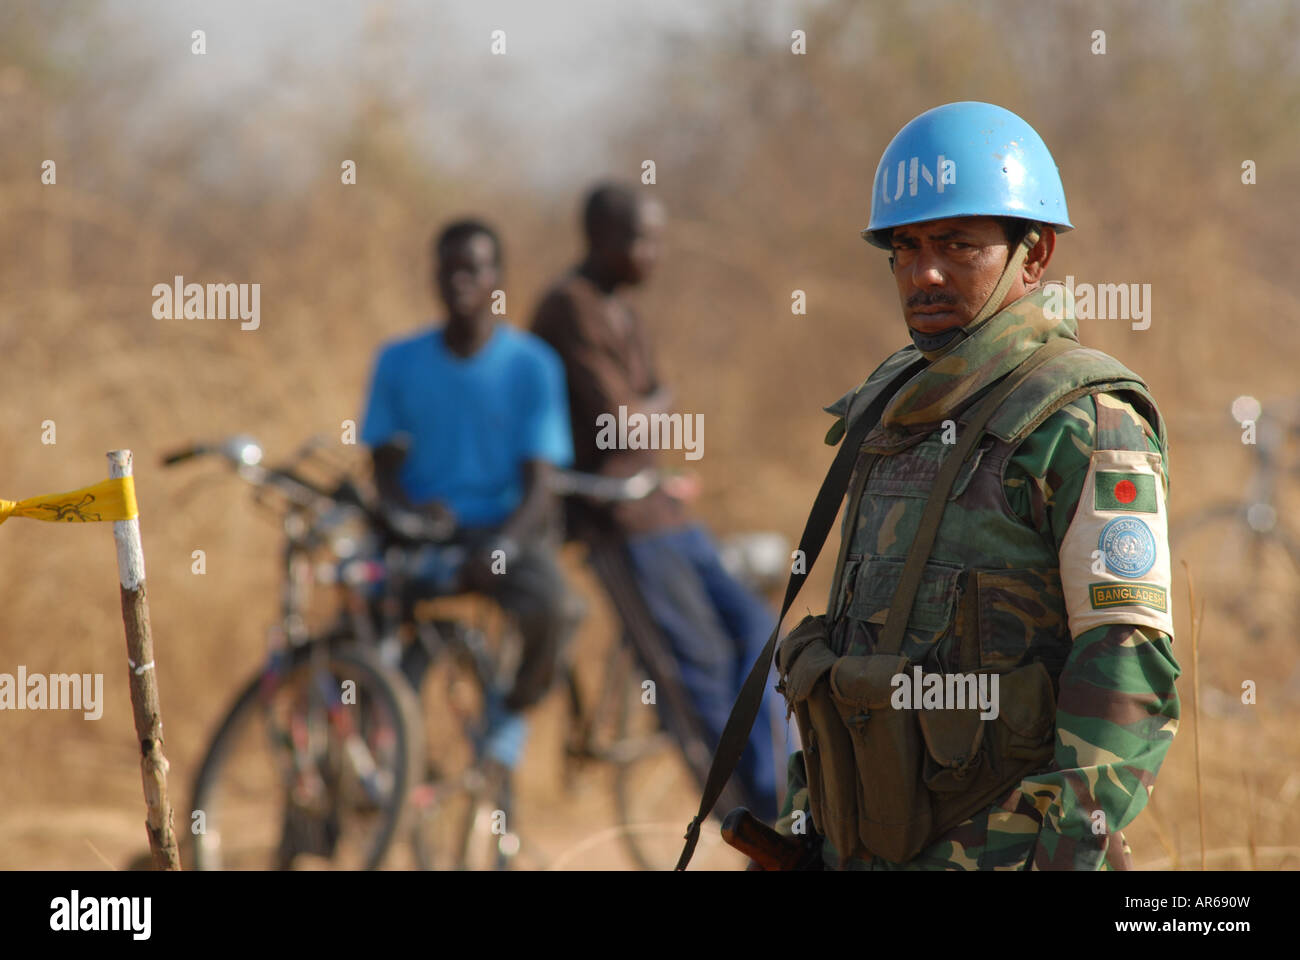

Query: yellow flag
[[0, 476, 138, 526]]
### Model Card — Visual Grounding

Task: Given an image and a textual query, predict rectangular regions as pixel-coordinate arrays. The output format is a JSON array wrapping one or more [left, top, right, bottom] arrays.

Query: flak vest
[[777, 320, 1166, 867]]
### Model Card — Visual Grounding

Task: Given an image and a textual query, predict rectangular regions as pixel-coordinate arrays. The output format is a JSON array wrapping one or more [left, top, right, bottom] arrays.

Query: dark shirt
[[531, 271, 686, 536]]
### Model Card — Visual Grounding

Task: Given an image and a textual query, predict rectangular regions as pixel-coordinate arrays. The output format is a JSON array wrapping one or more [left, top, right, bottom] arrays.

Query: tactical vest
[[777, 332, 1165, 867]]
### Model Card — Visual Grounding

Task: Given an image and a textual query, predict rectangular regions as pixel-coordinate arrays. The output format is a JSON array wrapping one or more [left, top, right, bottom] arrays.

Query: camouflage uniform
[[776, 286, 1180, 871]]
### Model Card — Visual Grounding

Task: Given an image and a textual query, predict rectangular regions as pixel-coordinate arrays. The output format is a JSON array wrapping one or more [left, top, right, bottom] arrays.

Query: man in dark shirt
[[531, 183, 787, 822]]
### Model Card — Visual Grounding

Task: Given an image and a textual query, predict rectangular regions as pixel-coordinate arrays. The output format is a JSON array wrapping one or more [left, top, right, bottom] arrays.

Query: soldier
[[686, 102, 1181, 871]]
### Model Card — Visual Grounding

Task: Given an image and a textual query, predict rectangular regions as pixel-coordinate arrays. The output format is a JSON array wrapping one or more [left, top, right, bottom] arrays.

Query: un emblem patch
[[1098, 516, 1157, 578]]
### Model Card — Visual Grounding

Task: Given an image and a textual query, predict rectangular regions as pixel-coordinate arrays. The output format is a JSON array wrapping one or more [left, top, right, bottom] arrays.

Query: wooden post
[[108, 449, 181, 870]]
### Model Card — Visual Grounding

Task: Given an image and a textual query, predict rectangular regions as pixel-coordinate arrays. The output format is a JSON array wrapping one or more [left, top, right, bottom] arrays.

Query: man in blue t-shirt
[[360, 218, 579, 771]]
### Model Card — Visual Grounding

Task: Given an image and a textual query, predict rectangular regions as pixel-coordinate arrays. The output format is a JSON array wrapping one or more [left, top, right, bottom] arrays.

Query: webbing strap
[[876, 335, 1082, 655], [827, 452, 879, 620], [673, 355, 926, 870]]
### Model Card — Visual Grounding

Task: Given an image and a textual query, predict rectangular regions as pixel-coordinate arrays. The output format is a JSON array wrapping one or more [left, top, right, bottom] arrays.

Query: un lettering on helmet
[[862, 101, 1072, 249]]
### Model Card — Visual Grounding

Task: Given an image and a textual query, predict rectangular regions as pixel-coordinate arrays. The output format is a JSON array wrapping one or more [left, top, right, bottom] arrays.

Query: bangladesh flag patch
[[1089, 582, 1168, 612], [1095, 471, 1157, 513]]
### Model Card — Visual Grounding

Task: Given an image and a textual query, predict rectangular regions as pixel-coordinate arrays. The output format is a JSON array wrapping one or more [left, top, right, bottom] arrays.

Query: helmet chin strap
[[909, 224, 1042, 361], [909, 326, 964, 353]]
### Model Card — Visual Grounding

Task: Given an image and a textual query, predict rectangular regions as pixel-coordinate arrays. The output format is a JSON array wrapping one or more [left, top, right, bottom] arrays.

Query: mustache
[[906, 292, 960, 309]]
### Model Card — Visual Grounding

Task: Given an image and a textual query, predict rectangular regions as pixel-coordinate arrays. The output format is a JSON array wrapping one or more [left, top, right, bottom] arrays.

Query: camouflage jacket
[[777, 287, 1181, 870]]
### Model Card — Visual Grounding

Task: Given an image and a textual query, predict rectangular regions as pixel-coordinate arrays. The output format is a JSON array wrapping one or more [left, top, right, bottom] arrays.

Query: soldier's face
[[888, 216, 1021, 335]]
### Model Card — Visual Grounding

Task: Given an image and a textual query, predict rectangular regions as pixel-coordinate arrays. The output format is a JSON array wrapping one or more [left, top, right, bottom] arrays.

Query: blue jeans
[[623, 524, 791, 823]]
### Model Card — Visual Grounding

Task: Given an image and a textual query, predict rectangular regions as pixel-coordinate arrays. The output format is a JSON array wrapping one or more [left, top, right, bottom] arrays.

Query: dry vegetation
[[1, 0, 1297, 868]]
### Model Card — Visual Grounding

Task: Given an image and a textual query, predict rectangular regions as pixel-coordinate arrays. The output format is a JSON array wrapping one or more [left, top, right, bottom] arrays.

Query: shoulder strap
[[674, 354, 926, 870], [876, 336, 1083, 655], [826, 451, 879, 617]]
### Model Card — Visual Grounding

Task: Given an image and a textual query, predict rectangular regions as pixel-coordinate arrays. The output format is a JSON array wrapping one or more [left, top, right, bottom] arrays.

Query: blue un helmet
[[862, 101, 1072, 249]]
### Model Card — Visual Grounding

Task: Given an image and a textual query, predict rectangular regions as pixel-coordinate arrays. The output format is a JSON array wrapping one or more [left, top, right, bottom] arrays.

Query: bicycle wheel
[[1171, 502, 1300, 644], [561, 640, 637, 788], [189, 642, 424, 870], [407, 613, 522, 870], [610, 656, 744, 870], [410, 763, 517, 870]]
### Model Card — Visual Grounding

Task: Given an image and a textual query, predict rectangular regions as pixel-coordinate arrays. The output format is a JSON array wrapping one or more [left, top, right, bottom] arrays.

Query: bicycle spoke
[[191, 649, 420, 870]]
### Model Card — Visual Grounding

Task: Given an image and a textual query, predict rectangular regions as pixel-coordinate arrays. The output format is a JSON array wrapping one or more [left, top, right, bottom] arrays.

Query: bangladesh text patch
[[1089, 581, 1168, 613]]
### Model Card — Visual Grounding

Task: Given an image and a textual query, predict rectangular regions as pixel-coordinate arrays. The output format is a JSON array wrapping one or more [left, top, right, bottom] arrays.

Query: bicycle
[[551, 468, 790, 870], [164, 436, 433, 869], [171, 437, 786, 870], [1170, 394, 1300, 646], [168, 435, 527, 870]]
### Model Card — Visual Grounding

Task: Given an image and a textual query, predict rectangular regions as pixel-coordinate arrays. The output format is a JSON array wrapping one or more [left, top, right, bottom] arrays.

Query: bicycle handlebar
[[163, 437, 671, 549], [161, 444, 206, 466], [161, 436, 340, 510], [376, 503, 456, 544], [550, 468, 662, 503]]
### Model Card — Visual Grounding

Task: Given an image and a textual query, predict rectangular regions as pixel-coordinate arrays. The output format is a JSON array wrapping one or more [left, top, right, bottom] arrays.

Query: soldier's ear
[[1023, 226, 1055, 282]]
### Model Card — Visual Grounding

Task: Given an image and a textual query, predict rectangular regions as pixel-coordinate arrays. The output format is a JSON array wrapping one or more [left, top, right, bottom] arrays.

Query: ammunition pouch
[[777, 613, 1056, 865]]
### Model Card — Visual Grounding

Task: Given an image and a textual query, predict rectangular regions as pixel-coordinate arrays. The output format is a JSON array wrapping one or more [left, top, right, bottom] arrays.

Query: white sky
[[106, 0, 807, 188]]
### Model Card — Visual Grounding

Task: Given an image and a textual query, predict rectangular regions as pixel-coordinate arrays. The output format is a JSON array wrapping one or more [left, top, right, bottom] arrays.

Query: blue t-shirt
[[360, 324, 574, 528]]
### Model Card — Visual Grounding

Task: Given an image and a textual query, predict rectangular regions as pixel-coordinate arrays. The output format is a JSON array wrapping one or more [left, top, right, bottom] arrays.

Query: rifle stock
[[721, 807, 821, 871]]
